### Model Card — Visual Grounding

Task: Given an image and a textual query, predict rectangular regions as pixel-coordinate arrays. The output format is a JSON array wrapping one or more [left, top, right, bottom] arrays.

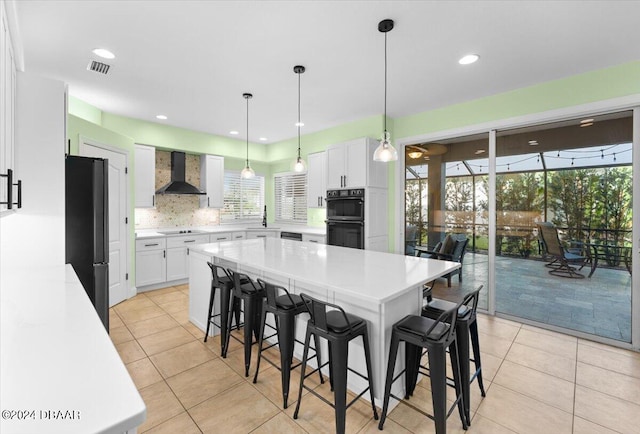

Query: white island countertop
[[1, 264, 146, 434], [190, 238, 459, 304]]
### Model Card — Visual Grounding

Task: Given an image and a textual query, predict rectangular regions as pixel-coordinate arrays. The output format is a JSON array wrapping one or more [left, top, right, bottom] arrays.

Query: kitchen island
[[188, 238, 460, 404]]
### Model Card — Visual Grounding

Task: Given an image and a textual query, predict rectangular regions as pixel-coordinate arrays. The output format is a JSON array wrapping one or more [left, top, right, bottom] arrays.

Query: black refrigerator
[[65, 155, 109, 331]]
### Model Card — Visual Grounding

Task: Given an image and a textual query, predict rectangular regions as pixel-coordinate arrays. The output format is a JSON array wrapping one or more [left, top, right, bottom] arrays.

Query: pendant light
[[373, 19, 398, 162], [240, 92, 255, 179], [293, 65, 307, 172]]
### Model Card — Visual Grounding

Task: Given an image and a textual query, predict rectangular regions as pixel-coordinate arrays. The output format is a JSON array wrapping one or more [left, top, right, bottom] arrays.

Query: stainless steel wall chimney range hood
[[155, 151, 205, 195]]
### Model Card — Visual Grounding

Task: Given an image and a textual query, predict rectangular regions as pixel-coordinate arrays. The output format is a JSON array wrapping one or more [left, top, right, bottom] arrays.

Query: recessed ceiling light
[[295, 122, 304, 127], [459, 54, 479, 65], [580, 122, 593, 128], [259, 137, 267, 141], [528, 140, 538, 146], [580, 118, 594, 124], [475, 149, 486, 154], [92, 48, 115, 59], [230, 131, 239, 135], [156, 114, 167, 120]]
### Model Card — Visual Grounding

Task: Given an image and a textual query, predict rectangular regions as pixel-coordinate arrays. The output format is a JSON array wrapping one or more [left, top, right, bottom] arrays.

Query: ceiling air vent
[[87, 60, 111, 74]]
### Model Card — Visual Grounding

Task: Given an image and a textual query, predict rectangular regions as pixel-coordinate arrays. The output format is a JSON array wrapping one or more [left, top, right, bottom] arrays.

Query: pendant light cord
[[383, 30, 387, 134], [297, 70, 301, 159], [246, 96, 249, 165]]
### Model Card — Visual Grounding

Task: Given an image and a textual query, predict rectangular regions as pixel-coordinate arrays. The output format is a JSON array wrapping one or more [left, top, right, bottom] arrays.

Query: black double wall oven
[[326, 188, 364, 249]]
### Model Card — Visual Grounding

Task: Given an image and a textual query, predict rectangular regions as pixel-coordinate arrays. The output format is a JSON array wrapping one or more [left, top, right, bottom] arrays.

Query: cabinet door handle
[[256, 235, 266, 238], [208, 197, 210, 207], [152, 195, 155, 207], [163, 250, 166, 258], [309, 240, 318, 243], [145, 243, 159, 247], [235, 235, 243, 239], [344, 175, 347, 187], [216, 237, 226, 240], [184, 240, 196, 243]]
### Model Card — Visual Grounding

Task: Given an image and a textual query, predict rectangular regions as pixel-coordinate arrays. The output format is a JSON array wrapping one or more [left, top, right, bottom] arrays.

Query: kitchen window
[[274, 172, 307, 223], [221, 170, 265, 222]]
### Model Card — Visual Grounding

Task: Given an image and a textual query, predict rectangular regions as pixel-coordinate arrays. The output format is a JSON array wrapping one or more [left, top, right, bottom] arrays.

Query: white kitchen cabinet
[[200, 154, 224, 208], [326, 137, 387, 189], [210, 232, 232, 242], [232, 231, 246, 240], [246, 231, 277, 239], [302, 234, 325, 244], [135, 238, 166, 287], [0, 2, 16, 215], [307, 151, 326, 208], [134, 144, 155, 208], [165, 234, 209, 282]]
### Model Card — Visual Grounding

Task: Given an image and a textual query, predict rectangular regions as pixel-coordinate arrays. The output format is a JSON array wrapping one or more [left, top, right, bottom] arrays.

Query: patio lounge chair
[[416, 233, 469, 287], [536, 222, 588, 278]]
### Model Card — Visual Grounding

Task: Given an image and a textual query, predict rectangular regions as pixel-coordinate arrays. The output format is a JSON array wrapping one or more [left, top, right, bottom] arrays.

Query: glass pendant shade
[[293, 156, 307, 172], [241, 164, 255, 179], [373, 130, 398, 162]]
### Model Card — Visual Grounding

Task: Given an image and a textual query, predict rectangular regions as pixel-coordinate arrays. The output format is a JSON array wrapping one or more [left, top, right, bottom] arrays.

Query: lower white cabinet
[[210, 232, 232, 242], [246, 231, 277, 239], [165, 234, 210, 282], [136, 234, 209, 288], [302, 234, 325, 244], [135, 238, 166, 287]]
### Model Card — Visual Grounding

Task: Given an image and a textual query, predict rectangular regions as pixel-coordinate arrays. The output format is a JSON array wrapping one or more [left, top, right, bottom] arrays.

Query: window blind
[[221, 171, 265, 222], [274, 172, 307, 223]]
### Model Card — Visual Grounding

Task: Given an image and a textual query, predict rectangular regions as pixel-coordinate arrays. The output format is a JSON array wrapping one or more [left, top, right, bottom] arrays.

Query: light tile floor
[[110, 284, 640, 433]]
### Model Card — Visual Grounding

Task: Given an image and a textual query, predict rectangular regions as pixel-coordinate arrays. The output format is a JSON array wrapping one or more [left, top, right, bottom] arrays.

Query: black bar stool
[[420, 285, 485, 425], [378, 303, 467, 434], [252, 278, 324, 408], [293, 293, 378, 434], [204, 262, 245, 355], [223, 269, 265, 377]]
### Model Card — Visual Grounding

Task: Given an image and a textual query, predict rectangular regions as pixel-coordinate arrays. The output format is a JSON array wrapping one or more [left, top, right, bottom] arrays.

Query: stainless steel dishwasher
[[280, 231, 303, 241]]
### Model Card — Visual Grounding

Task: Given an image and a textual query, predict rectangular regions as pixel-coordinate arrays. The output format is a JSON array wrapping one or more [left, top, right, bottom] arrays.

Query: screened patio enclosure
[[405, 111, 633, 343]]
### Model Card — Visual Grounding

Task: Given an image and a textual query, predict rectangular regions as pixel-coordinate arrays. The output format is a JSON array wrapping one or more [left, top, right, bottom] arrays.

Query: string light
[[445, 143, 630, 174]]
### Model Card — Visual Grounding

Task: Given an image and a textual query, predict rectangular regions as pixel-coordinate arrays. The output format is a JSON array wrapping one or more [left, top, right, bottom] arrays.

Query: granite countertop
[[136, 224, 326, 239], [0, 265, 146, 433], [189, 238, 459, 304]]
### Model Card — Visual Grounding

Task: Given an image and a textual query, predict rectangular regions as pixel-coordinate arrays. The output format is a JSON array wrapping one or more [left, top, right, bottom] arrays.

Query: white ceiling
[[15, 0, 640, 145]]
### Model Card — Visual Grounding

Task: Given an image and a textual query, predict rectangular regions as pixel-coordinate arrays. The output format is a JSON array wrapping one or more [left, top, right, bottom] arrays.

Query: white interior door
[[80, 140, 129, 306]]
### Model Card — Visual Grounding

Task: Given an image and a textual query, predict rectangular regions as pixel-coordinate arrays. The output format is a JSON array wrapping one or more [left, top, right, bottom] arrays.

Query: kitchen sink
[[157, 229, 208, 235]]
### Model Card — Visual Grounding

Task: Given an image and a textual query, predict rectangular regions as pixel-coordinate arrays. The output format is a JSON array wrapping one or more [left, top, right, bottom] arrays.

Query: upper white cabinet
[[307, 151, 326, 208], [134, 144, 155, 208], [200, 154, 224, 209], [0, 2, 17, 214], [326, 137, 387, 189]]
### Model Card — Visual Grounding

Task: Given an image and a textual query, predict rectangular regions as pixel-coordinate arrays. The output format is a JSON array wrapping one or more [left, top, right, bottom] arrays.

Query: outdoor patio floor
[[429, 252, 632, 343]]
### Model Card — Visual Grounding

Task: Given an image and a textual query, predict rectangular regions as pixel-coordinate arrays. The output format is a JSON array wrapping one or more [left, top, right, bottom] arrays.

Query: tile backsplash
[[135, 150, 220, 229]]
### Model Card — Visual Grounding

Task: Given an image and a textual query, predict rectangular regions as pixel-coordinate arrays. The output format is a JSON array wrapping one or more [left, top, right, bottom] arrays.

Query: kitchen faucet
[[262, 205, 267, 228]]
